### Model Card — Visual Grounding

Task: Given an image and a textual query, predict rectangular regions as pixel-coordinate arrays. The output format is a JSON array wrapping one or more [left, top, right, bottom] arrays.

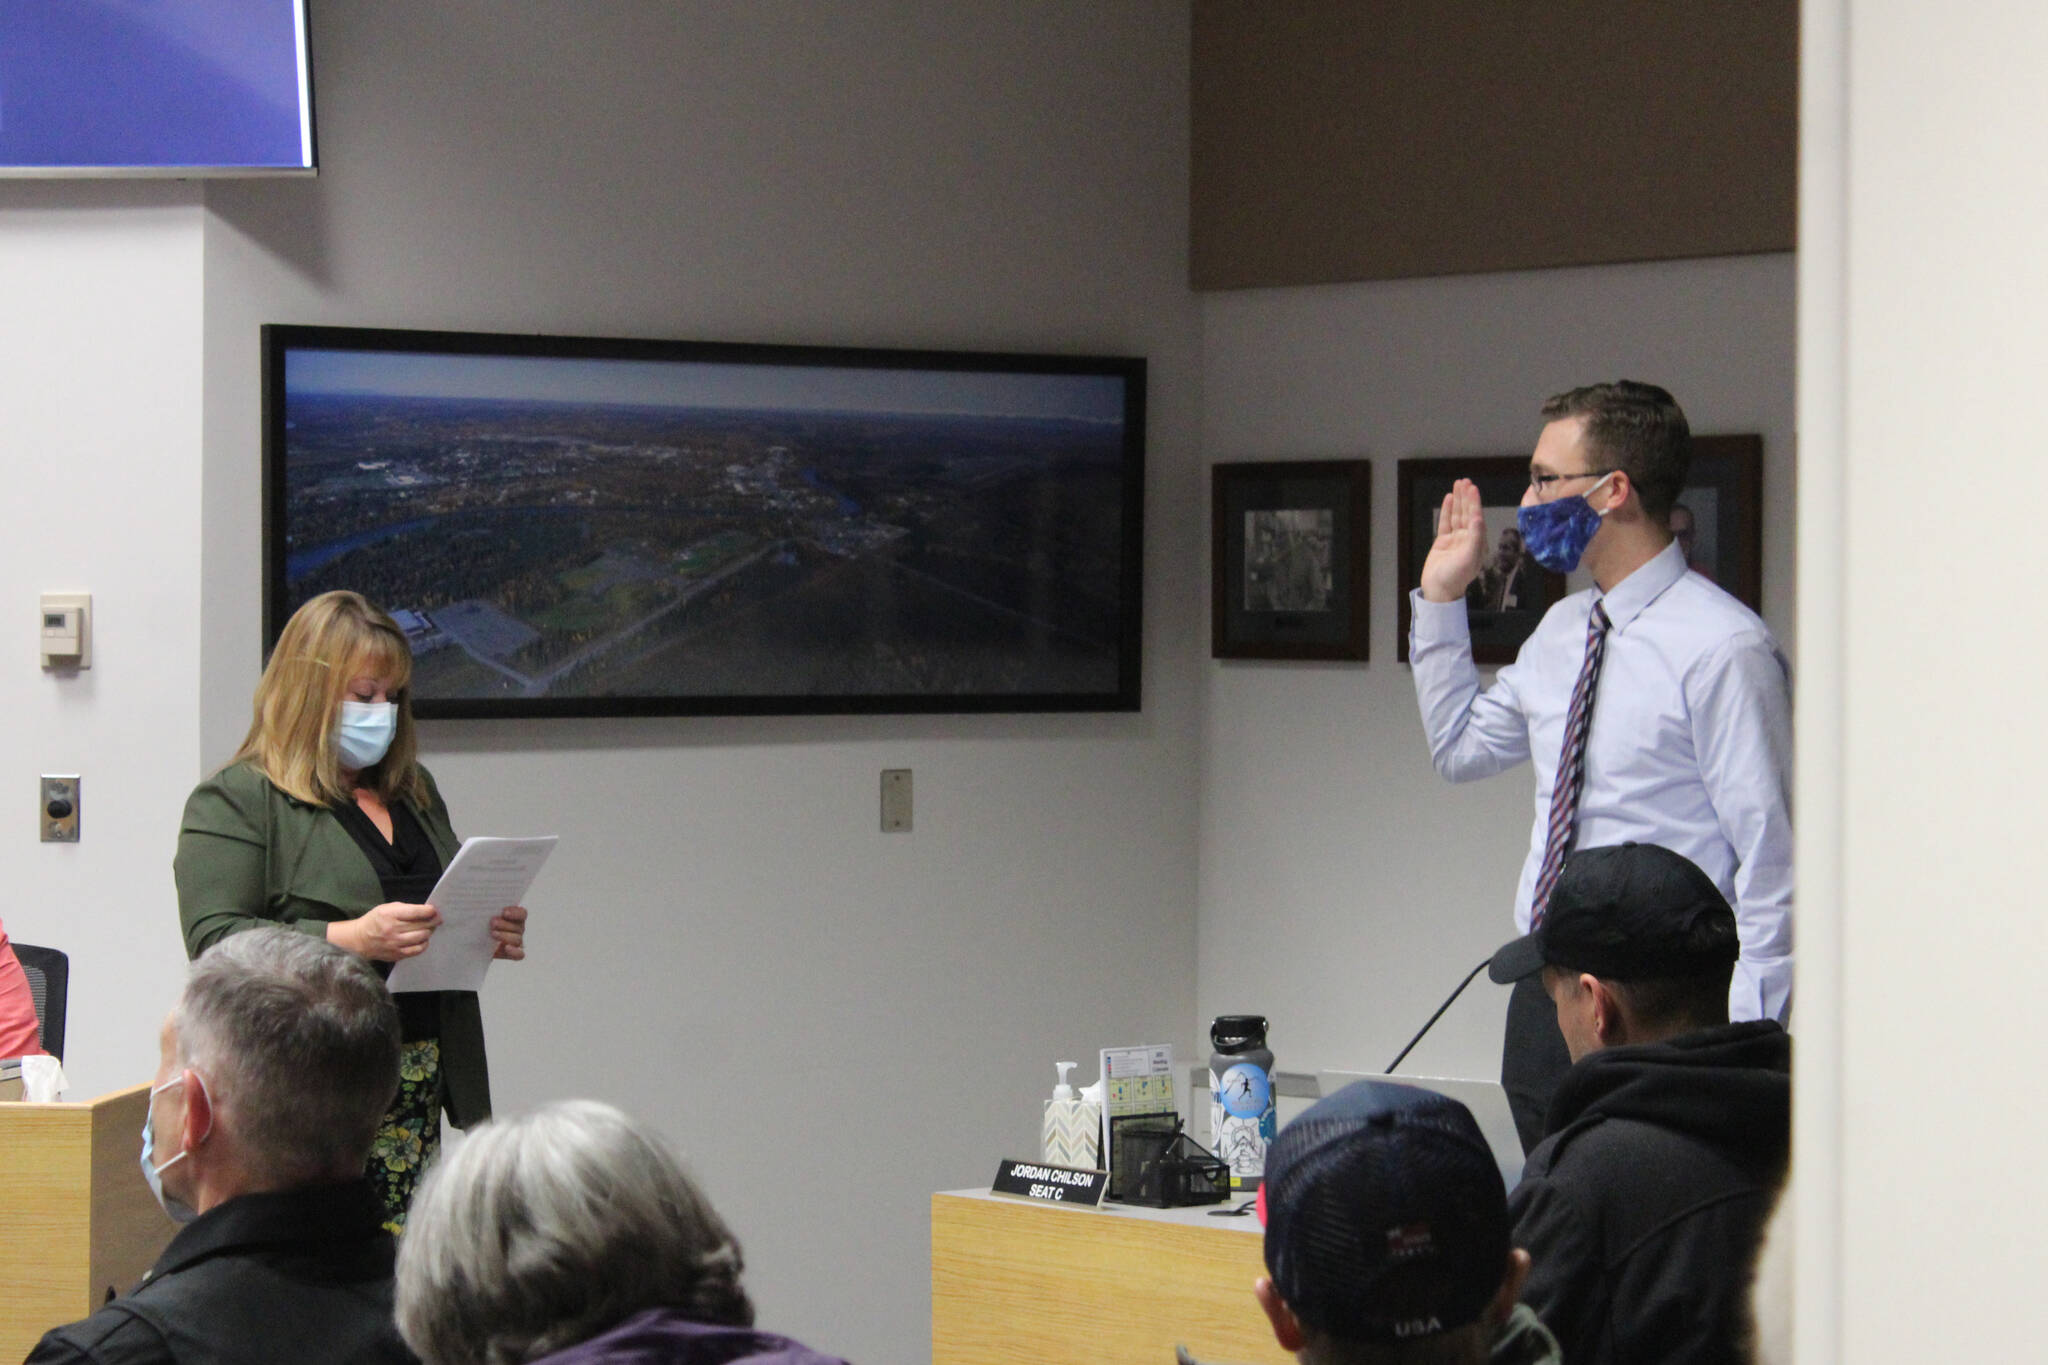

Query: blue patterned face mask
[[1517, 473, 1615, 574]]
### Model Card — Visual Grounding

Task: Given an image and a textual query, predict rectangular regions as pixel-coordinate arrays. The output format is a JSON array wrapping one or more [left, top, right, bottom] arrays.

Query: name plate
[[992, 1158, 1109, 1207]]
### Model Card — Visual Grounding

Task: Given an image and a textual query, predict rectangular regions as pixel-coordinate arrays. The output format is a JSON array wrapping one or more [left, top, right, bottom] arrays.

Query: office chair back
[[13, 943, 68, 1062]]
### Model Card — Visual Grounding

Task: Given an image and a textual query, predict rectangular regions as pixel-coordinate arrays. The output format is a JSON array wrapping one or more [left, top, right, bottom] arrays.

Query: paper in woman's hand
[[387, 836, 556, 994]]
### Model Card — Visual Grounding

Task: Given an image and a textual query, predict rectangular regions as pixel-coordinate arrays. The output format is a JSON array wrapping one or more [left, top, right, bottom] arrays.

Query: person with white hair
[[395, 1100, 848, 1365], [27, 925, 412, 1364]]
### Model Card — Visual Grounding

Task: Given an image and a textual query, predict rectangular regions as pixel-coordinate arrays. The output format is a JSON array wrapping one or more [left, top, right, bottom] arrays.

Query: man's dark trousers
[[1503, 975, 1571, 1154]]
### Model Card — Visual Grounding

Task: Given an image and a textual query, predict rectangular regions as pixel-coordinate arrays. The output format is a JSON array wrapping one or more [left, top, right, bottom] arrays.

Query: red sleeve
[[0, 925, 47, 1057]]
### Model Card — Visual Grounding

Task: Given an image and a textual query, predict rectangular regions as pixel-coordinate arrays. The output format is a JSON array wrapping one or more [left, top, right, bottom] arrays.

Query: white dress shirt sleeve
[[1687, 629, 1796, 1023], [1409, 590, 1532, 782]]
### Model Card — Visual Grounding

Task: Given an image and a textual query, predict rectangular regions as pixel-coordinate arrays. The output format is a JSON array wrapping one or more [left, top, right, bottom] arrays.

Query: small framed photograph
[[1672, 435, 1764, 613], [1210, 460, 1370, 661], [1397, 456, 1567, 665]]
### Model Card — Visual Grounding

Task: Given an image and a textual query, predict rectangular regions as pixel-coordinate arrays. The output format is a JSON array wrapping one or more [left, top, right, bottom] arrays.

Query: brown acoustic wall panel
[[1191, 1, 1797, 290]]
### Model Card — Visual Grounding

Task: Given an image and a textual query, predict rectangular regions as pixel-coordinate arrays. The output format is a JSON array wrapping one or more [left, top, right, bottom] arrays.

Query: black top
[[1510, 1020, 1792, 1365], [26, 1180, 417, 1365], [329, 799, 443, 1042]]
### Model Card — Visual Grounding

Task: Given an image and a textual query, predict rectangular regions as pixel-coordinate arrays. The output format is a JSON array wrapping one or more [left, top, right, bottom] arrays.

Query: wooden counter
[[932, 1189, 1287, 1365], [4, 1084, 179, 1361]]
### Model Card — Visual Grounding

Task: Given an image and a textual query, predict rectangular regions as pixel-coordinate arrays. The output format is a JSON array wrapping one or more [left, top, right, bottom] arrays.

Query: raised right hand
[[329, 902, 442, 962], [1419, 479, 1488, 603]]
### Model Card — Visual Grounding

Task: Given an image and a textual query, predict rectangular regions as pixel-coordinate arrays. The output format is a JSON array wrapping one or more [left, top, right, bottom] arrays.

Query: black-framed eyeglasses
[[1528, 467, 1616, 495]]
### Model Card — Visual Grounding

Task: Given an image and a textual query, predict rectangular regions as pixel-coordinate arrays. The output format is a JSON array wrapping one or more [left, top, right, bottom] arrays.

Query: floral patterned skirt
[[366, 1037, 443, 1234]]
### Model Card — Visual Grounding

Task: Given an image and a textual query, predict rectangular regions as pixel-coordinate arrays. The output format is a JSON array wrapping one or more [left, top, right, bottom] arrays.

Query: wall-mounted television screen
[[262, 325, 1144, 718], [0, 0, 315, 176]]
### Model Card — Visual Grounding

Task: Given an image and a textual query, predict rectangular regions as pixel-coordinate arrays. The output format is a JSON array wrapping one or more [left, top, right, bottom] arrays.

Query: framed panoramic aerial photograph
[[263, 325, 1145, 718], [1397, 455, 1566, 665], [1210, 459, 1370, 661]]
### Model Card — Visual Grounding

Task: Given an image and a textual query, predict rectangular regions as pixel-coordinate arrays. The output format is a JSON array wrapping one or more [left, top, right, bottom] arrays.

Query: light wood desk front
[[932, 1189, 1287, 1365], [4, 1084, 179, 1362]]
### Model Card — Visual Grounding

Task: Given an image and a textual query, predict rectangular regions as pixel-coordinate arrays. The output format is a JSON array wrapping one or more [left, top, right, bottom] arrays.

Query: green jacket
[[173, 759, 492, 1128]]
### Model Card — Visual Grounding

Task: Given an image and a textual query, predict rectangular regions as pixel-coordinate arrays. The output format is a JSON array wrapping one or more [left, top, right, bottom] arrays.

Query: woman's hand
[[490, 905, 528, 961], [329, 902, 442, 962]]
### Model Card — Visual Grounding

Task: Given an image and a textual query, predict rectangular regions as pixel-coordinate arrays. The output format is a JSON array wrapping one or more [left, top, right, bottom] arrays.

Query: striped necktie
[[1531, 600, 1611, 923]]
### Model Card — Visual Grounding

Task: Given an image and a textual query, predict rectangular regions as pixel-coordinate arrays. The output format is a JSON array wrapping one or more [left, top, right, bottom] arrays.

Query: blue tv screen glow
[[0, 0, 313, 174]]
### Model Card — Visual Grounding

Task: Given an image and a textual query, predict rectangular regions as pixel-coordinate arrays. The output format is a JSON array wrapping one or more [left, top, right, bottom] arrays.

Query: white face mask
[[140, 1073, 202, 1224], [335, 701, 398, 770]]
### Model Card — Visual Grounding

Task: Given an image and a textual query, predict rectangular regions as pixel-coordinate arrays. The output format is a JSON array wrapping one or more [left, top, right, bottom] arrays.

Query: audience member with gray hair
[[396, 1100, 847, 1365], [29, 925, 414, 1364]]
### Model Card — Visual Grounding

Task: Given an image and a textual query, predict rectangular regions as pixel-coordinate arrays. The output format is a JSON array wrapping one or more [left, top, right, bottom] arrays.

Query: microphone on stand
[[1384, 956, 1496, 1073]]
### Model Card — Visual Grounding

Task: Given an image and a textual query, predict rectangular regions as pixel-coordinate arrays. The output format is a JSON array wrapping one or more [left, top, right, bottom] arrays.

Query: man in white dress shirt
[[1409, 381, 1792, 1151]]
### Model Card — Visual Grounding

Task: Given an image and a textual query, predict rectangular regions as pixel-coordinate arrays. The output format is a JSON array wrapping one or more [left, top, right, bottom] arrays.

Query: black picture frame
[[1210, 460, 1369, 661], [1673, 434, 1764, 613], [263, 324, 1145, 718], [1397, 456, 1566, 665]]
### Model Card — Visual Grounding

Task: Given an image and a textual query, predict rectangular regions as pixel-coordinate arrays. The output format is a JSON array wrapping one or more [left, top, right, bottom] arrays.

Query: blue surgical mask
[[1516, 473, 1616, 574], [140, 1074, 201, 1224], [335, 701, 397, 770]]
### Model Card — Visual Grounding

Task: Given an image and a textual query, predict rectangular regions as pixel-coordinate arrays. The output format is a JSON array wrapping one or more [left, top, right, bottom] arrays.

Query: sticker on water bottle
[[1212, 1064, 1274, 1185], [1216, 1062, 1271, 1119]]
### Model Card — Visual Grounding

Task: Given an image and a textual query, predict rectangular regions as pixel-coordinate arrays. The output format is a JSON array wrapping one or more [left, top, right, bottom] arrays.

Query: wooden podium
[[932, 1190, 1288, 1365], [4, 1083, 179, 1361]]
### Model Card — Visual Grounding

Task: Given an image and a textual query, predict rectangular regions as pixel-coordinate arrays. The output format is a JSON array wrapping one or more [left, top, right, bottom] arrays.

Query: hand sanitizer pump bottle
[[1041, 1062, 1099, 1167]]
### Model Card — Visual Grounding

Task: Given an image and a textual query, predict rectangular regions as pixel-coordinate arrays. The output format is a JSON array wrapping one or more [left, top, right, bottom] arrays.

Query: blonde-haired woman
[[175, 590, 527, 1228]]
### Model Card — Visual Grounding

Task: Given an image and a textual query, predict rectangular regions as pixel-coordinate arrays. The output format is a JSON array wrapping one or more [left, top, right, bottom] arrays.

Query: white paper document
[[388, 836, 557, 994]]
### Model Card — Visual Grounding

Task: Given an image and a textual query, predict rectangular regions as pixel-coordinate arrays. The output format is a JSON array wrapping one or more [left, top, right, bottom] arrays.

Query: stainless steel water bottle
[[1209, 1015, 1275, 1190]]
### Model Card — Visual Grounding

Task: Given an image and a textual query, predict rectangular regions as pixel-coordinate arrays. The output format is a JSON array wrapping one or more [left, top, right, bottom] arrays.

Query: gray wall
[[0, 185, 206, 1104], [198, 5, 1200, 1361]]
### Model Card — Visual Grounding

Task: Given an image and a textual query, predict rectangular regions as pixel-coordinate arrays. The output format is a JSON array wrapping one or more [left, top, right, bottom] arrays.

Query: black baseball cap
[[1260, 1080, 1509, 1343], [1488, 842, 1740, 985]]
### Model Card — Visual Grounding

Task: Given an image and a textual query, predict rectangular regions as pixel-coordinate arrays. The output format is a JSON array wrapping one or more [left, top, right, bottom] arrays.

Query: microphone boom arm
[[1385, 956, 1495, 1074]]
